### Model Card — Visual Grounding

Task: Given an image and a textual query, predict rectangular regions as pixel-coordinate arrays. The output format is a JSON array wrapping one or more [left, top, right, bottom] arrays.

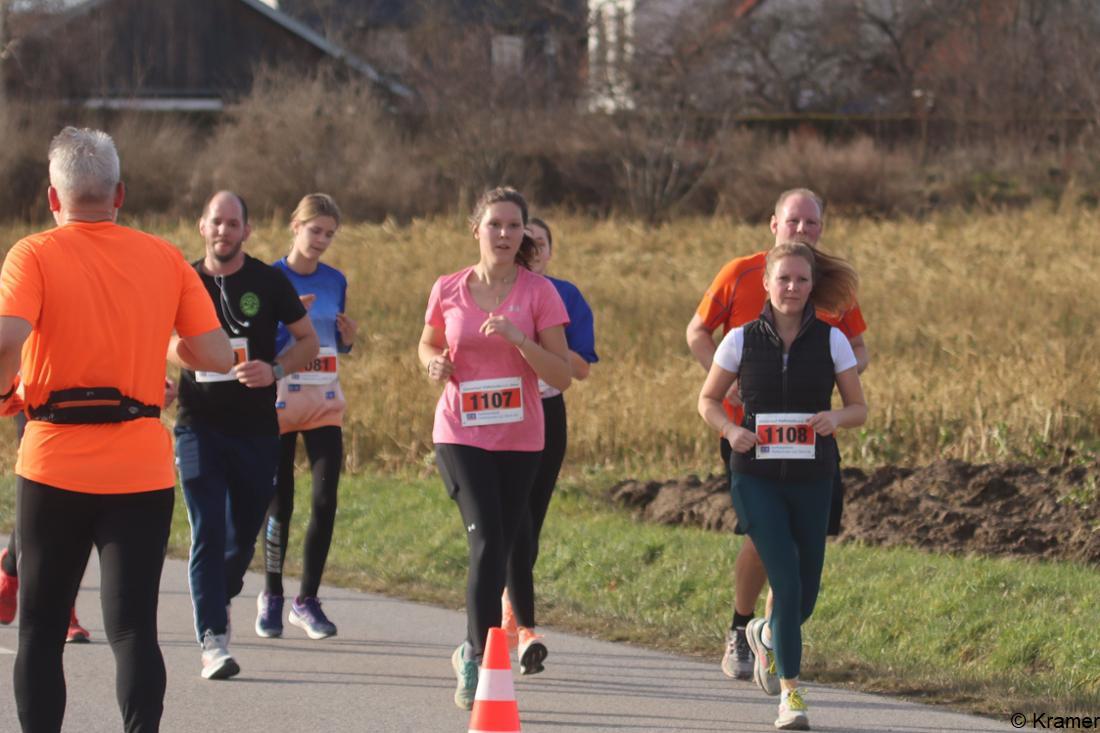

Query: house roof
[[5, 0, 415, 105], [236, 0, 413, 99]]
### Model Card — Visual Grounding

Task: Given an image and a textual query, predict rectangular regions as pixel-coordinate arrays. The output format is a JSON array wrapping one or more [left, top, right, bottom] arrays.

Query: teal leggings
[[729, 471, 832, 680]]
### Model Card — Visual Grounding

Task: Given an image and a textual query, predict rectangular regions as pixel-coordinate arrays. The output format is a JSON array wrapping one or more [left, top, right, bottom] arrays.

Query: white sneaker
[[200, 630, 240, 680], [721, 626, 754, 680], [775, 687, 810, 730], [746, 617, 781, 696]]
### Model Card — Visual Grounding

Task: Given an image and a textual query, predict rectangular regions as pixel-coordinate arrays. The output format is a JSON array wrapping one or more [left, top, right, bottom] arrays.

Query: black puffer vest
[[730, 304, 838, 481]]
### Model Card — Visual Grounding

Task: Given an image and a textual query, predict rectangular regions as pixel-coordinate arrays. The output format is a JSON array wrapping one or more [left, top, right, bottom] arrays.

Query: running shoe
[[746, 617, 781, 696], [775, 687, 810, 730], [517, 626, 547, 675], [501, 592, 518, 650], [200, 630, 240, 680], [450, 642, 478, 710], [65, 608, 90, 643], [289, 596, 337, 639], [721, 626, 754, 680], [255, 592, 284, 638], [0, 549, 16, 625]]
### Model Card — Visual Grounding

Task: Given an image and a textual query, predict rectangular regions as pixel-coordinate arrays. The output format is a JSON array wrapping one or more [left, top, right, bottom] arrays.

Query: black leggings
[[264, 426, 342, 599], [14, 477, 173, 733], [435, 444, 539, 662], [506, 394, 566, 628]]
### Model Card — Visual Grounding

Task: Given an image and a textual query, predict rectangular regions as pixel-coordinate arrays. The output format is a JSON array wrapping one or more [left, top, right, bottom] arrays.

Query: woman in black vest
[[698, 241, 867, 731]]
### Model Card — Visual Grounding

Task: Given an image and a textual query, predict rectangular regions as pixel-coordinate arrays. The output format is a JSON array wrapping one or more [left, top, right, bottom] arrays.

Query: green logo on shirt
[[240, 292, 260, 317]]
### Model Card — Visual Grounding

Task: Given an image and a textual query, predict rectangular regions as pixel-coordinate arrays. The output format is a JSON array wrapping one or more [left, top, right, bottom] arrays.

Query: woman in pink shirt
[[418, 187, 571, 710]]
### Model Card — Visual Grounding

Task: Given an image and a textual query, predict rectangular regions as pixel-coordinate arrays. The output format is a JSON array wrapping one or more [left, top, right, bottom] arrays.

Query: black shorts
[[721, 437, 844, 536]]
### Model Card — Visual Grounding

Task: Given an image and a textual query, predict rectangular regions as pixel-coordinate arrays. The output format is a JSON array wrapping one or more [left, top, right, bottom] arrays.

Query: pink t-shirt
[[426, 266, 569, 452]]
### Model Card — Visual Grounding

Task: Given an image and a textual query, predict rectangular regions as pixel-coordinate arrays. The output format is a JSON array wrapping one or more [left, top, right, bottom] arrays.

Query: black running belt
[[28, 387, 160, 424]]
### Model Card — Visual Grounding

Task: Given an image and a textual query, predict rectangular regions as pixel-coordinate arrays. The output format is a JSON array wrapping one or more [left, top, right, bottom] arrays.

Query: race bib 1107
[[460, 377, 523, 427]]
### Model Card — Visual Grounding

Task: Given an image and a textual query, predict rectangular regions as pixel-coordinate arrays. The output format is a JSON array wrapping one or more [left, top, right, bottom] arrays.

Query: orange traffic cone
[[468, 627, 521, 733]]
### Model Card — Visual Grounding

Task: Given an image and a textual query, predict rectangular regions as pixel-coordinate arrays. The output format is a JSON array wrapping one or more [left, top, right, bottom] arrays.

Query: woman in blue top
[[256, 193, 357, 640], [501, 217, 598, 669]]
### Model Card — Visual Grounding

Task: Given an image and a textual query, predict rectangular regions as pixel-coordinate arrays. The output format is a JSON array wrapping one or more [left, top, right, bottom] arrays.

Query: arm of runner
[[418, 324, 454, 384], [698, 361, 756, 453], [0, 316, 32, 393], [164, 377, 178, 409], [272, 314, 320, 378], [525, 323, 571, 392], [685, 313, 717, 372], [848, 334, 870, 374], [336, 312, 357, 349], [808, 366, 868, 436], [688, 314, 743, 405], [569, 350, 591, 380], [480, 315, 570, 392], [168, 328, 234, 373]]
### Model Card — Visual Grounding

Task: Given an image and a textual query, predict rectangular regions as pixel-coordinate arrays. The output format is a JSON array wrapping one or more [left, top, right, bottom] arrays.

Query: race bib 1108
[[754, 412, 815, 460]]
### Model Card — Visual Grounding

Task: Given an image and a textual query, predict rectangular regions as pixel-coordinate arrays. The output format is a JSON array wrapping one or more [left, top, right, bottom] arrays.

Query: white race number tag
[[460, 377, 523, 427], [288, 347, 338, 385], [754, 413, 816, 460], [195, 337, 249, 383]]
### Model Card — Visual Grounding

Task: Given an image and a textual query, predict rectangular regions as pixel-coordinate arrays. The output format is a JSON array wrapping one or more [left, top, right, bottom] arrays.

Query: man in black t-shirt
[[175, 191, 319, 680]]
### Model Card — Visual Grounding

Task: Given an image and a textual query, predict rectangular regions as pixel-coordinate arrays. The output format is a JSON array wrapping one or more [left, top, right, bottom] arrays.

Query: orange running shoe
[[500, 591, 518, 650], [517, 626, 547, 675], [66, 607, 90, 643], [0, 549, 16, 625]]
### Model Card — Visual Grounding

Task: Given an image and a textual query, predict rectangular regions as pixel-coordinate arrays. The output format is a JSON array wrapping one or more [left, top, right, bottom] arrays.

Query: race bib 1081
[[287, 346, 338, 385]]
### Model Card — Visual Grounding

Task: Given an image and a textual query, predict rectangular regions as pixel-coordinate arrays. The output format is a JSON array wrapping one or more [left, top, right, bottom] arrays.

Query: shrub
[[188, 68, 434, 221]]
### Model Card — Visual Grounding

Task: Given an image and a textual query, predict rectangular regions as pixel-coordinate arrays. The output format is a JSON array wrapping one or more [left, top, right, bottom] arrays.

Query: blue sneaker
[[255, 592, 284, 638], [289, 596, 337, 639]]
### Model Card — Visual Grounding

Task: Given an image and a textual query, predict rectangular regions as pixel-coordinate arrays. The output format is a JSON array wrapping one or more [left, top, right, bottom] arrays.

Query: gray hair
[[48, 127, 120, 204]]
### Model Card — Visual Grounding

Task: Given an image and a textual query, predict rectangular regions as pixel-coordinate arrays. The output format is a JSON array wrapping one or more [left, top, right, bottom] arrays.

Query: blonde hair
[[291, 193, 341, 228], [766, 241, 858, 315]]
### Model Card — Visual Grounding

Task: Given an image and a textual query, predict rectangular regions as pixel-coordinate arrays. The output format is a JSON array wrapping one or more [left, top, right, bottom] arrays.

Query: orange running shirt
[[0, 221, 221, 493], [695, 249, 868, 423]]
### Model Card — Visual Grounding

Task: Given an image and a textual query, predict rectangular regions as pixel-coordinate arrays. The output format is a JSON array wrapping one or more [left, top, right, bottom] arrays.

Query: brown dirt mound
[[607, 456, 1100, 564]]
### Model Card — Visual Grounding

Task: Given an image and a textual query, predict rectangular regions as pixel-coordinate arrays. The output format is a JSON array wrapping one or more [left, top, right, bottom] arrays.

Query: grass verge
[[144, 471, 1098, 721]]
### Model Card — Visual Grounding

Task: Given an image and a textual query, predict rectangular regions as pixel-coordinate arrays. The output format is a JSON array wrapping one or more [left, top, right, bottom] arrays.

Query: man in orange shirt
[[0, 127, 232, 733], [685, 188, 869, 682]]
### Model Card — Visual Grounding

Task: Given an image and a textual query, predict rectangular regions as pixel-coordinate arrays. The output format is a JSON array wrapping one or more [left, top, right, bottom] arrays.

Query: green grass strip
[[168, 473, 1099, 719]]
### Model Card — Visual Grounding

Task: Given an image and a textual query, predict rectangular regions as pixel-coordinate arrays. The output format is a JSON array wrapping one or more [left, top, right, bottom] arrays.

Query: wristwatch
[[271, 361, 285, 380]]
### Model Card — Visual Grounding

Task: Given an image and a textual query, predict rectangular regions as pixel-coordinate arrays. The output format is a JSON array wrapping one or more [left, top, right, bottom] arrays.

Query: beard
[[211, 240, 243, 263]]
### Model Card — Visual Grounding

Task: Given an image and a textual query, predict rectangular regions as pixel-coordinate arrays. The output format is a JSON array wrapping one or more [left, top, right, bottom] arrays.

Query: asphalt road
[[0, 543, 1016, 732]]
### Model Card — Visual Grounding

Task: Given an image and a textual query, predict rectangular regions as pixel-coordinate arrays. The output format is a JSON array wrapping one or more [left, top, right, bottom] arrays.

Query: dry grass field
[[0, 204, 1097, 477]]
